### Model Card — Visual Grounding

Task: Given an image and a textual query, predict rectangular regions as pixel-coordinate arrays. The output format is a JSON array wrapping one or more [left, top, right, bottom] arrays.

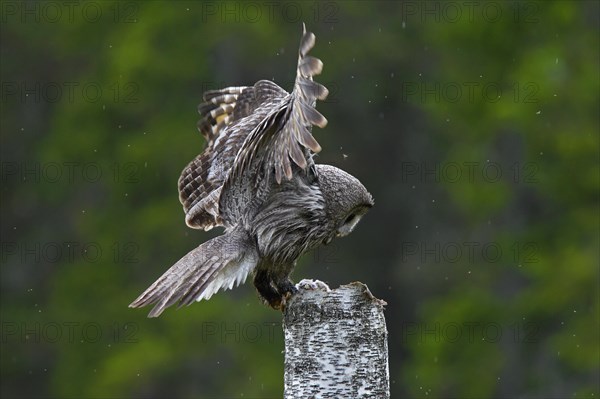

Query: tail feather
[[129, 230, 258, 317]]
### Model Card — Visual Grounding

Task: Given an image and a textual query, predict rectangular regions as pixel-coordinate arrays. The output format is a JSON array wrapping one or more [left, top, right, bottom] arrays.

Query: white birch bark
[[283, 280, 389, 398]]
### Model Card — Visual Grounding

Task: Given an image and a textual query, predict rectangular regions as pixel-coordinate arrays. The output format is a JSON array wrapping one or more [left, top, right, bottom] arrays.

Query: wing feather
[[219, 25, 328, 225], [197, 86, 248, 146], [129, 229, 258, 317], [179, 25, 326, 230], [179, 81, 288, 230]]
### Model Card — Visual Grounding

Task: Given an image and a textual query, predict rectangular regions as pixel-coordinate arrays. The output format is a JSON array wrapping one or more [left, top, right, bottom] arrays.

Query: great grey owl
[[129, 25, 373, 317]]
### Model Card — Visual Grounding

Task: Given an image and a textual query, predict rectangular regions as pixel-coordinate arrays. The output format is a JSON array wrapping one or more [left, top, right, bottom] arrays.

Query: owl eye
[[344, 213, 356, 225], [336, 212, 363, 237]]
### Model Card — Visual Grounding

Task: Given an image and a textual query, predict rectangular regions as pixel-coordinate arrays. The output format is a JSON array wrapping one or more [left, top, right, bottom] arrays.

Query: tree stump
[[283, 280, 389, 398]]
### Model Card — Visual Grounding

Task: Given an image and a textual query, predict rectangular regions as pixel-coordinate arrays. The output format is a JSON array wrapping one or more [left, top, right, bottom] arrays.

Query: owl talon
[[268, 297, 283, 310], [275, 290, 296, 311]]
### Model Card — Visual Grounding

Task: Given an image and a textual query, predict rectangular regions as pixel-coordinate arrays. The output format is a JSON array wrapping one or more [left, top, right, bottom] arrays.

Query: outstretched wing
[[219, 25, 328, 226], [129, 229, 259, 317], [178, 82, 288, 230]]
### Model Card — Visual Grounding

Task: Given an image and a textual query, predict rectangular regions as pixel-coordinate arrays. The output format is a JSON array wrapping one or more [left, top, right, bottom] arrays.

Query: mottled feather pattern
[[179, 87, 246, 230], [179, 81, 289, 229], [197, 86, 247, 145]]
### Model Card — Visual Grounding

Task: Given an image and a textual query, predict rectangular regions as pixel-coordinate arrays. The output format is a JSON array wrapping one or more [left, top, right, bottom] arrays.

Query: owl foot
[[272, 280, 298, 311], [281, 290, 294, 310], [254, 270, 282, 308], [296, 278, 330, 291], [266, 290, 295, 311], [254, 270, 299, 310]]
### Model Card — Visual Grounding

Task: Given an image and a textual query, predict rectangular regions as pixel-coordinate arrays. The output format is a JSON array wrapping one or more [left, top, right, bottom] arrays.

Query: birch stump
[[283, 280, 389, 398]]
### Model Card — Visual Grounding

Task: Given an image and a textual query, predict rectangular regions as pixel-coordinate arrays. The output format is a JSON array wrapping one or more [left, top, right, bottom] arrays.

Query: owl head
[[315, 164, 374, 239]]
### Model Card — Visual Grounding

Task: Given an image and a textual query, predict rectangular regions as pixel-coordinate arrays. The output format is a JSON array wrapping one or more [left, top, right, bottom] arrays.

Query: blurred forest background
[[1, 1, 598, 398]]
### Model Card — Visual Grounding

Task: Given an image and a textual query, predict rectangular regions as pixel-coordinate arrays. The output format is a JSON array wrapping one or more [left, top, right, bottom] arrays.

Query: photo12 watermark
[[198, 80, 341, 104], [400, 321, 539, 344], [400, 161, 540, 184], [1, 241, 140, 264], [398, 1, 541, 25], [1, 321, 139, 344], [1, 161, 143, 184], [1, 81, 140, 104], [1, 1, 139, 24], [197, 321, 282, 344], [400, 241, 539, 264], [401, 81, 539, 104], [198, 1, 339, 24]]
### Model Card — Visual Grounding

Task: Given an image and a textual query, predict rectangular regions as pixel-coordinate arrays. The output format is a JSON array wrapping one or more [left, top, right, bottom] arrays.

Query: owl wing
[[178, 82, 288, 230], [129, 228, 259, 317], [219, 25, 328, 226]]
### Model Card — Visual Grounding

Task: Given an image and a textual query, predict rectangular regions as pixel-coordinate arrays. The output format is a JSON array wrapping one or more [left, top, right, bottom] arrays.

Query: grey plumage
[[130, 25, 373, 317]]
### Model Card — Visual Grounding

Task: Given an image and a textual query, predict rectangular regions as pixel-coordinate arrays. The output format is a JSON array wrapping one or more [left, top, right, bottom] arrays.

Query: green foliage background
[[1, 1, 598, 398]]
